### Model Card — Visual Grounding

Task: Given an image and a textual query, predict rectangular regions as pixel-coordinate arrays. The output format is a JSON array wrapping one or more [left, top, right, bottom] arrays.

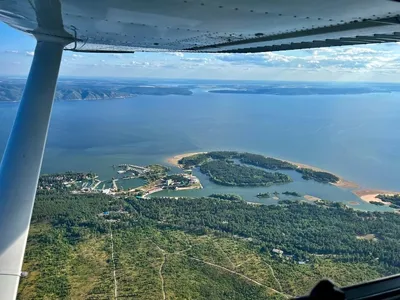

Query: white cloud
[[343, 48, 377, 55], [181, 57, 209, 63], [3, 41, 400, 81], [164, 52, 185, 58], [211, 43, 400, 76]]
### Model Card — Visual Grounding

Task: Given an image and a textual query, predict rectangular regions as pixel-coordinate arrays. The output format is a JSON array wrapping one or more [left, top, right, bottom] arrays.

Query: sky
[[1, 22, 400, 82]]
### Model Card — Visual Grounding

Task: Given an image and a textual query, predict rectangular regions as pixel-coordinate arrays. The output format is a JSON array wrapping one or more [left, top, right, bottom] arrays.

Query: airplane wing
[[0, 0, 399, 53]]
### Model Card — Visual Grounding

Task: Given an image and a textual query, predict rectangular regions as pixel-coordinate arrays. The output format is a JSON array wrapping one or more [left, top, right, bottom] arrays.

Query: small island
[[209, 193, 243, 201], [282, 191, 302, 197], [256, 192, 271, 198]]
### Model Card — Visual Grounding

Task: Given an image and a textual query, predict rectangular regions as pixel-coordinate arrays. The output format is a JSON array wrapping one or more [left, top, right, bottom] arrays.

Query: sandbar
[[304, 195, 321, 202], [166, 152, 207, 168]]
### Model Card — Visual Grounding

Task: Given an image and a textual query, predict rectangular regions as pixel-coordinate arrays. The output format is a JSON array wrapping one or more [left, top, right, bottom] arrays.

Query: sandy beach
[[352, 189, 397, 205], [166, 152, 207, 168], [304, 195, 322, 202], [280, 158, 359, 189], [332, 179, 359, 189]]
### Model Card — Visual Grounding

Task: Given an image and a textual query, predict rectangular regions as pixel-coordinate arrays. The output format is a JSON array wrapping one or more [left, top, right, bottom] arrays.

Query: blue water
[[0, 85, 399, 211], [153, 168, 373, 209]]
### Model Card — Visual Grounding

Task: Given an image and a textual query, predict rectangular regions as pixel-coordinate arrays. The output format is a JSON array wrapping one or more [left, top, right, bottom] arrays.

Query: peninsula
[[167, 151, 400, 209], [171, 151, 341, 185], [354, 190, 400, 210]]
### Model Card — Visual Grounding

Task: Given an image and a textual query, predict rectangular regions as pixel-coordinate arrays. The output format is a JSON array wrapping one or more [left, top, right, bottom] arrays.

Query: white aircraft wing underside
[[0, 0, 400, 53]]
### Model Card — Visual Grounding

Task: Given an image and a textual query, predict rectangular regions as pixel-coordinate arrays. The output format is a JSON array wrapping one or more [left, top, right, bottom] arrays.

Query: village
[[38, 163, 203, 199]]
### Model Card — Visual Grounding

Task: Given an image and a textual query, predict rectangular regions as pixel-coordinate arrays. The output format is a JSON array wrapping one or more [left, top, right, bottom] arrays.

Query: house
[[272, 248, 284, 256]]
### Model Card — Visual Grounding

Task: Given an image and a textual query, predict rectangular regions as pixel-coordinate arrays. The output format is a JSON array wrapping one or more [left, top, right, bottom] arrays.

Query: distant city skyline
[[1, 22, 400, 82]]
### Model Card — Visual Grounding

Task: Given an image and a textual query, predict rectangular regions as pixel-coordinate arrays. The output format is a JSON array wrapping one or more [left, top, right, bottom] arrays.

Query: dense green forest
[[178, 153, 210, 168], [131, 197, 400, 270], [199, 160, 292, 186], [178, 151, 339, 184], [38, 172, 94, 190], [178, 152, 295, 170], [377, 194, 400, 208], [17, 173, 400, 299], [237, 153, 297, 170], [296, 168, 339, 184]]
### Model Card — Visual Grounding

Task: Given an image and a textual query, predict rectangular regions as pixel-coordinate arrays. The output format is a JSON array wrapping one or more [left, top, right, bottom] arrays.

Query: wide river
[[0, 86, 399, 211]]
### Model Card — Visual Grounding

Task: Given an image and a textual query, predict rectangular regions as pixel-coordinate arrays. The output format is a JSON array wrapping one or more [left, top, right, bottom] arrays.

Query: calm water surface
[[0, 89, 399, 211]]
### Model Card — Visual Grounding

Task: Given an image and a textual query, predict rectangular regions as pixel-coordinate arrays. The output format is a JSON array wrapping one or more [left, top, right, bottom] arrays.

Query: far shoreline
[[165, 151, 400, 207]]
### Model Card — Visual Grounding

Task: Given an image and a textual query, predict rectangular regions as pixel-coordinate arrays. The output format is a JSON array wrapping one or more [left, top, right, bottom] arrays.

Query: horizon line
[[1, 75, 400, 84]]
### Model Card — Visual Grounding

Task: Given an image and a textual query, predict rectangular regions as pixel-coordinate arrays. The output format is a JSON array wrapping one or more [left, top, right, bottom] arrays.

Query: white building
[[272, 248, 284, 256], [102, 188, 111, 195]]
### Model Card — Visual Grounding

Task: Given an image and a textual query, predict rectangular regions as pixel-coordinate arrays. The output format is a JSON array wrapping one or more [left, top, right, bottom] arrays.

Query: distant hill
[[3, 78, 399, 101], [208, 85, 400, 95], [0, 79, 193, 101]]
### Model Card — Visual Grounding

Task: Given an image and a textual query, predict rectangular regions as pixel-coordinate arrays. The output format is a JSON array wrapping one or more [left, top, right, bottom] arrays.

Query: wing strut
[[0, 39, 65, 299]]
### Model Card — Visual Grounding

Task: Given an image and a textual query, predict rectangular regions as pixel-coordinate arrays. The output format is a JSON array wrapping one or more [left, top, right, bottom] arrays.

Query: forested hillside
[[0, 79, 192, 101], [17, 180, 400, 299]]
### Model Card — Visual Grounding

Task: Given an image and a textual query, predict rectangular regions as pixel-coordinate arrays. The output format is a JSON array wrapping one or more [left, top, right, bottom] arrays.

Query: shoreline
[[166, 151, 358, 189], [278, 158, 359, 189], [166, 152, 207, 168], [165, 151, 400, 206], [353, 189, 397, 205]]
